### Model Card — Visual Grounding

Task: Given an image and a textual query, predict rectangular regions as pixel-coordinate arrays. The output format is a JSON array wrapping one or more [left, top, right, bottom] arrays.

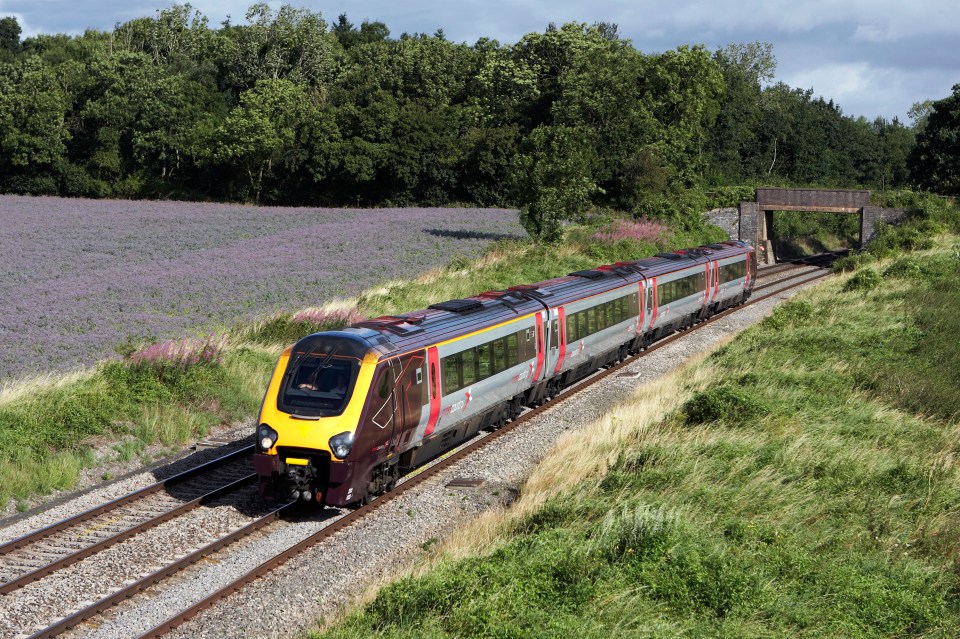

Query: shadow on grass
[[425, 228, 523, 241]]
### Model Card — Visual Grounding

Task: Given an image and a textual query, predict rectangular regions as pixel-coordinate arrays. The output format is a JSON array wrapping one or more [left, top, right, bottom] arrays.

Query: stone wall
[[860, 207, 908, 245], [738, 202, 760, 246], [702, 207, 740, 240]]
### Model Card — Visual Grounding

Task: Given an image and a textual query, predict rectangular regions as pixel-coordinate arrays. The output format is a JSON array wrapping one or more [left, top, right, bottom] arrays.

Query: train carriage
[[253, 241, 756, 506]]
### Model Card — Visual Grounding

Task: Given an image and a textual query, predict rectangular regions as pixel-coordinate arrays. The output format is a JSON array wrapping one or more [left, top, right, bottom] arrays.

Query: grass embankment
[[315, 233, 960, 637], [0, 218, 725, 510]]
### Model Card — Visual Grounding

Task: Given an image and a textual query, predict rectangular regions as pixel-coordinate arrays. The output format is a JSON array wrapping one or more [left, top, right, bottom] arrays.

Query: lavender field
[[0, 196, 523, 382]]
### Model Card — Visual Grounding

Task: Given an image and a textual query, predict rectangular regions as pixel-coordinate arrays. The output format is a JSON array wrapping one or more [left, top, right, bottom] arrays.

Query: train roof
[[336, 241, 753, 358]]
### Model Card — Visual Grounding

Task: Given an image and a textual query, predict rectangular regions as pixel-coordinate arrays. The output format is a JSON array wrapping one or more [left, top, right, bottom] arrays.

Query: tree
[[214, 78, 306, 201], [512, 125, 597, 242], [223, 4, 339, 90], [0, 57, 70, 190], [0, 16, 20, 53], [910, 84, 960, 195]]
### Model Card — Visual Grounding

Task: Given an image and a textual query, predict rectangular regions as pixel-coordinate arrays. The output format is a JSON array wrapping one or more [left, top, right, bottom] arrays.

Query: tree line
[[0, 5, 956, 238]]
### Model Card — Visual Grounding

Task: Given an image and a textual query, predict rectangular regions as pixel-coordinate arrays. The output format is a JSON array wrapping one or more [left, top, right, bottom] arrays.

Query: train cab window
[[461, 348, 477, 386], [477, 343, 491, 379], [278, 335, 365, 417], [443, 354, 460, 394]]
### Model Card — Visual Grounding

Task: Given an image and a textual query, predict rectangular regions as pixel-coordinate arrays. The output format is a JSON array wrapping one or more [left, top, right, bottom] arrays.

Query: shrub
[[763, 299, 815, 330], [245, 306, 366, 345], [833, 252, 873, 273], [592, 218, 673, 246], [883, 257, 923, 279], [707, 185, 756, 209], [127, 333, 226, 369], [842, 268, 882, 292], [682, 386, 765, 425]]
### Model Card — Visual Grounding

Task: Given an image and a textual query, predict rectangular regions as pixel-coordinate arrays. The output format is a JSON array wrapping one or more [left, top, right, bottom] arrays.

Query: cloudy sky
[[2, 0, 957, 122]]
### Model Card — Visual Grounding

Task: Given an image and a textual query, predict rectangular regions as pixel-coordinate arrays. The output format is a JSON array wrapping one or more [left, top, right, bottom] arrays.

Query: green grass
[[315, 235, 960, 639], [0, 219, 726, 508], [0, 345, 276, 507]]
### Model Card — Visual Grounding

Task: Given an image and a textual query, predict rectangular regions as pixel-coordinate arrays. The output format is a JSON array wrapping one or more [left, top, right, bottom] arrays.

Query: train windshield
[[277, 335, 368, 417]]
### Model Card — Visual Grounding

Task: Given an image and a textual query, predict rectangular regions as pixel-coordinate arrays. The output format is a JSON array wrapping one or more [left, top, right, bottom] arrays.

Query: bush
[[682, 386, 765, 425], [842, 268, 882, 292], [833, 252, 874, 273], [883, 257, 924, 279], [763, 299, 815, 331], [592, 218, 673, 246], [127, 333, 226, 370], [244, 306, 365, 346], [707, 185, 756, 209]]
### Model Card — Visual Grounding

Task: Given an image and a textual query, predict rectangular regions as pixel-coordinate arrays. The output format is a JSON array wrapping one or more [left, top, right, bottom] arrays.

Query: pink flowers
[[291, 306, 366, 327], [592, 219, 673, 246], [127, 334, 227, 369]]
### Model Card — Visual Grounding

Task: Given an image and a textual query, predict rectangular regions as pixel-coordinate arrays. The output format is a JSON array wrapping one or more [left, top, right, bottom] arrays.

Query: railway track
[[6, 252, 843, 639], [0, 447, 255, 590]]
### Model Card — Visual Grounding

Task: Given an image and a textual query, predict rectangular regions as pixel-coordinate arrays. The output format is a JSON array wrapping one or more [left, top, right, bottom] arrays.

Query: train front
[[254, 332, 377, 505]]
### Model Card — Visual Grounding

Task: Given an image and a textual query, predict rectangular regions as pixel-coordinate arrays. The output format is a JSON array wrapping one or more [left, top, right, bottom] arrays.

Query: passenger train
[[253, 241, 756, 505]]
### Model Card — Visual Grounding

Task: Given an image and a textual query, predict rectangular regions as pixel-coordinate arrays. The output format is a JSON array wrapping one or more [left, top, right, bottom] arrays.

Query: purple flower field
[[0, 196, 523, 382]]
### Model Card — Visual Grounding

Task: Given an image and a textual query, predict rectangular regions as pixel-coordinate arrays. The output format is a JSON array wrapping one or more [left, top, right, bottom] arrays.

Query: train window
[[507, 333, 519, 366], [587, 307, 596, 334], [462, 349, 477, 386], [443, 354, 460, 394], [377, 369, 393, 399], [430, 363, 437, 398], [477, 343, 491, 380], [719, 260, 746, 283], [493, 338, 506, 372], [551, 319, 559, 349]]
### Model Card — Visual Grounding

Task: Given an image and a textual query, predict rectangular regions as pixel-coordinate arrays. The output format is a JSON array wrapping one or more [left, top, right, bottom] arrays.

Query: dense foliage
[[910, 84, 960, 195], [0, 6, 931, 228]]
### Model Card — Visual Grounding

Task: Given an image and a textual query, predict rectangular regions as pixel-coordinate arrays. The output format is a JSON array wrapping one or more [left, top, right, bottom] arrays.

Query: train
[[253, 240, 757, 506]]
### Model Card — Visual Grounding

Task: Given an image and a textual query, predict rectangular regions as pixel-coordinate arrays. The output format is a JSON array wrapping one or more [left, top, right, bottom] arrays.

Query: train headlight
[[257, 424, 278, 451], [329, 431, 354, 460]]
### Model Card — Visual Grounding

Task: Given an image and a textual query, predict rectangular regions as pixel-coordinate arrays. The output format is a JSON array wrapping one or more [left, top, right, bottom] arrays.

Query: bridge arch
[[710, 188, 906, 263]]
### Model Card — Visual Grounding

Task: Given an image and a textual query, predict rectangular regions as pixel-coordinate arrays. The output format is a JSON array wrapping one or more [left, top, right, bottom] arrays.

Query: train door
[[365, 359, 401, 455], [533, 312, 545, 382], [424, 346, 441, 436], [395, 352, 427, 452], [553, 306, 567, 374]]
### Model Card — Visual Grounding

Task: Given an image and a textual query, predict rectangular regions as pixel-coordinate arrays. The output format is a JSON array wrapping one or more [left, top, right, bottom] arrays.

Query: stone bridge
[[705, 188, 907, 263]]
